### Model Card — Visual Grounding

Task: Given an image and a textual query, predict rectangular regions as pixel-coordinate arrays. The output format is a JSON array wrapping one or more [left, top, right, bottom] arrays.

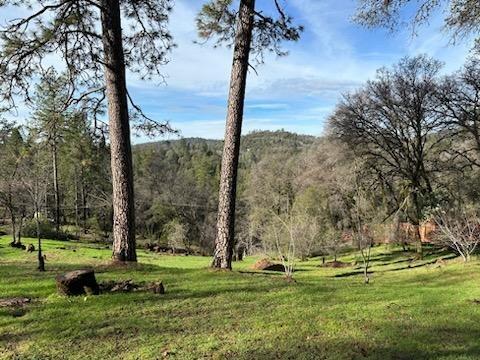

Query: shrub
[[21, 217, 69, 240]]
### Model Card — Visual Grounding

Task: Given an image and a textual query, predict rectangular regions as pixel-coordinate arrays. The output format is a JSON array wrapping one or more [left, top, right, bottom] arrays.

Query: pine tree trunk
[[101, 0, 136, 262], [212, 0, 255, 269]]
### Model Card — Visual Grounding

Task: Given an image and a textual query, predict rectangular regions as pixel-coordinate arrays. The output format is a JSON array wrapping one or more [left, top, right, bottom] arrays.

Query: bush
[[21, 217, 69, 240]]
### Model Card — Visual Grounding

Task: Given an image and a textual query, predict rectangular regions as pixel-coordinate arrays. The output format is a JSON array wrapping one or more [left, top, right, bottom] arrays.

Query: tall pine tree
[[0, 0, 175, 262], [197, 0, 303, 269]]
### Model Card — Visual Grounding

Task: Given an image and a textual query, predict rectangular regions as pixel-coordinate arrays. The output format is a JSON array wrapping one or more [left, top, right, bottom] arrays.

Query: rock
[[26, 244, 35, 252], [56, 269, 99, 296], [10, 308, 27, 317], [150, 282, 165, 294]]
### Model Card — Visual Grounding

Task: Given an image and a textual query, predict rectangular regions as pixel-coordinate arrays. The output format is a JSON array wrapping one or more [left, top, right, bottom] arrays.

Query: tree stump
[[56, 270, 99, 296]]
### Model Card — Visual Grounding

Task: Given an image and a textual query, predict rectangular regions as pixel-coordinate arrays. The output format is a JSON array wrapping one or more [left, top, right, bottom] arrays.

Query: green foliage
[[21, 217, 57, 240], [0, 0, 175, 117], [133, 131, 315, 251], [196, 0, 303, 62]]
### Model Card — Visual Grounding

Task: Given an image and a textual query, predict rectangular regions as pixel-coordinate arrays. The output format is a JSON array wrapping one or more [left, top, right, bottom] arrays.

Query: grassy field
[[1, 236, 480, 359]]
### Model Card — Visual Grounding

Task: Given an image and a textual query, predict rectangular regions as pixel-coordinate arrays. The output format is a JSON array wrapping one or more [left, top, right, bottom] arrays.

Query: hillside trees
[[329, 56, 447, 256], [131, 132, 315, 254], [0, 0, 175, 262], [20, 135, 51, 271], [133, 140, 220, 251], [62, 113, 112, 235], [197, 0, 303, 269], [0, 122, 28, 246], [32, 71, 70, 238]]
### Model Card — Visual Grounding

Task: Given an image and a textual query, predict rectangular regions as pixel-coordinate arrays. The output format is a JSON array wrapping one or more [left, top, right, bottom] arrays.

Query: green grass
[[1, 236, 480, 359]]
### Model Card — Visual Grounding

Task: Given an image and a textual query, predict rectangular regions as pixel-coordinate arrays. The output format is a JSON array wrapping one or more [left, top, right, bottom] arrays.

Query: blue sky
[[1, 0, 475, 141]]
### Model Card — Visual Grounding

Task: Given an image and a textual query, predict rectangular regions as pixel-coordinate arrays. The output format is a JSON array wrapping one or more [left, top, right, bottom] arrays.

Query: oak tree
[[329, 56, 446, 255], [355, 0, 480, 45]]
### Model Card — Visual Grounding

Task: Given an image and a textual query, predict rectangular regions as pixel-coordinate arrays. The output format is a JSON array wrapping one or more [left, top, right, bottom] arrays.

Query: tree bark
[[212, 0, 255, 269], [9, 209, 16, 245], [412, 190, 423, 258], [17, 212, 23, 244], [101, 0, 136, 262]]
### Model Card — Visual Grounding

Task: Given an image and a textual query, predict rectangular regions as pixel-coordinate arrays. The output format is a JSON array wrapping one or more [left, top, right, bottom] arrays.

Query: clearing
[[1, 237, 480, 359]]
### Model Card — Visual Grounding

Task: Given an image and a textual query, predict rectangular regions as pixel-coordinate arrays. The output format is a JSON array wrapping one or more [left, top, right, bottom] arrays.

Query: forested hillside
[[0, 126, 316, 254], [133, 131, 317, 253]]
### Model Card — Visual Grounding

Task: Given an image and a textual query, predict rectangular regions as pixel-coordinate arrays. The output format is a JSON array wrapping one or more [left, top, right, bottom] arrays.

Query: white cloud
[[1, 0, 475, 139]]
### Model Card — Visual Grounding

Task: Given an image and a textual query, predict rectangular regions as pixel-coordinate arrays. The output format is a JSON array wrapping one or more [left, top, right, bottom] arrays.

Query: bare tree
[[355, 0, 480, 43], [329, 55, 446, 256], [434, 209, 480, 262], [265, 212, 296, 279], [0, 0, 175, 262], [197, 0, 303, 269], [351, 185, 375, 284], [436, 58, 480, 168], [165, 219, 187, 254]]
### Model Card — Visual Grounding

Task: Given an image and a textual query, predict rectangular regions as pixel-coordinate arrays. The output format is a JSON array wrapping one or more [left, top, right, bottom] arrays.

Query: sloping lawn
[[1, 236, 480, 359]]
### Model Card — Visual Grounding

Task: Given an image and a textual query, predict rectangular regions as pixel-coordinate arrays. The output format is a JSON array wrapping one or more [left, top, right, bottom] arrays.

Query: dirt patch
[[321, 261, 350, 268], [0, 297, 31, 308], [251, 259, 285, 272]]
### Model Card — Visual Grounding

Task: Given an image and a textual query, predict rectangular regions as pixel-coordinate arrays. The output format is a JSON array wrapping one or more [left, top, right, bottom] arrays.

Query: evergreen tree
[[0, 0, 175, 262], [0, 122, 27, 245], [32, 70, 70, 238]]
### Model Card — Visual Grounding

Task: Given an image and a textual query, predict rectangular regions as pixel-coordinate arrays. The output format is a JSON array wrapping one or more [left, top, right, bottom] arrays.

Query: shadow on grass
[[226, 320, 480, 360], [334, 253, 458, 278]]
